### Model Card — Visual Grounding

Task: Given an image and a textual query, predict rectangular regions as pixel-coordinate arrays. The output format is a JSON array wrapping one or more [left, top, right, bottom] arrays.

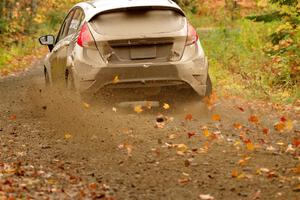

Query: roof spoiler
[[87, 5, 185, 22]]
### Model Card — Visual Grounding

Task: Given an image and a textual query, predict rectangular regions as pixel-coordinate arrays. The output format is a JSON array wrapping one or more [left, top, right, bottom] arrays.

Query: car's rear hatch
[[88, 7, 187, 64]]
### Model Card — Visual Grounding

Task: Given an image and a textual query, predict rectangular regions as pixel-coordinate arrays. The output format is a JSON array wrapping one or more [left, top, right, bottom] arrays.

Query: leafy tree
[[265, 0, 300, 86]]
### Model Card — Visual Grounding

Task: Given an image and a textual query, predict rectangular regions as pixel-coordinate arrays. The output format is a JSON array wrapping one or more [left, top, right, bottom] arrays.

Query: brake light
[[186, 23, 199, 46], [77, 22, 92, 47]]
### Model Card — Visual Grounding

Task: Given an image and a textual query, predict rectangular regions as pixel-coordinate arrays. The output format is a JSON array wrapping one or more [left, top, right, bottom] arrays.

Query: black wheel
[[205, 74, 212, 97], [44, 66, 50, 86], [65, 69, 76, 91]]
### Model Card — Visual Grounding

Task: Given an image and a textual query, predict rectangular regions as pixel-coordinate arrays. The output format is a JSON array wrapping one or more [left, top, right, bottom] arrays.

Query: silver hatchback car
[[39, 0, 211, 99]]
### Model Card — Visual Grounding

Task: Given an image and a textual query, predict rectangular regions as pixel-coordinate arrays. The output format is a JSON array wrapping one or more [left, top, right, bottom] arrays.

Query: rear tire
[[205, 74, 212, 97], [65, 69, 76, 91], [44, 66, 50, 86]]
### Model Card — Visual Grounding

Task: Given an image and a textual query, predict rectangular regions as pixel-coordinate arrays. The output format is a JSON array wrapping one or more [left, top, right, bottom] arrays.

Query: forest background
[[0, 0, 299, 104]]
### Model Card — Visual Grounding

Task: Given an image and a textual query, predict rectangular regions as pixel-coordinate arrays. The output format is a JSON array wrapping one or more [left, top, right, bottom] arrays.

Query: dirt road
[[0, 62, 299, 200]]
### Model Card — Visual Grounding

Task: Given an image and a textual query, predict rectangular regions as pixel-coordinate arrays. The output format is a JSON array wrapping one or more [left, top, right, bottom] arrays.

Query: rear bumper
[[75, 57, 209, 96]]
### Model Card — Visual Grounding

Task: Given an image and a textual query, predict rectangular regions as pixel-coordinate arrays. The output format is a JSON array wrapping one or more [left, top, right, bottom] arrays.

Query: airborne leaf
[[248, 115, 259, 123], [211, 114, 221, 121], [112, 75, 120, 84], [185, 114, 193, 121], [163, 103, 170, 110], [134, 105, 143, 114]]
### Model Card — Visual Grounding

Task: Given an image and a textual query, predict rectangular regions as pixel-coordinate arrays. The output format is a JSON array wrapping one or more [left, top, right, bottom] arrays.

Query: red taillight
[[77, 22, 92, 47], [186, 23, 199, 46]]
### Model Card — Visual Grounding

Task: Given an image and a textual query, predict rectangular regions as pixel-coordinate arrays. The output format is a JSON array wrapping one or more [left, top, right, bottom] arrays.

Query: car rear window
[[90, 9, 185, 36]]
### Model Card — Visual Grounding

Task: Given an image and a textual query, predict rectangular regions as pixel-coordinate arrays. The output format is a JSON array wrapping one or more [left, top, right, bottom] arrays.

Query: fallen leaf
[[177, 144, 188, 153], [248, 115, 259, 124], [168, 134, 177, 139], [260, 168, 270, 173], [237, 173, 246, 179], [185, 114, 193, 121], [267, 171, 277, 178], [280, 116, 287, 122], [231, 169, 239, 178], [134, 105, 143, 114], [83, 102, 90, 109], [199, 194, 214, 200], [187, 132, 196, 138], [202, 92, 218, 110], [233, 123, 243, 129], [182, 172, 190, 176], [163, 103, 170, 110], [89, 183, 97, 190], [203, 129, 210, 137], [177, 178, 191, 184], [10, 115, 17, 120], [237, 107, 245, 112], [262, 128, 269, 135], [238, 157, 251, 166], [211, 114, 221, 121], [64, 133, 72, 139], [246, 142, 255, 151], [112, 75, 120, 84], [276, 141, 285, 146], [293, 138, 300, 147], [285, 120, 293, 131], [274, 122, 285, 132], [266, 145, 276, 151]]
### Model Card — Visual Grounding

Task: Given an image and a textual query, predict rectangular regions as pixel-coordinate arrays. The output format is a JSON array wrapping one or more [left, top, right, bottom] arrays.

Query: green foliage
[[270, 0, 298, 6], [176, 0, 199, 14], [189, 11, 298, 102], [263, 0, 300, 87], [0, 0, 81, 70]]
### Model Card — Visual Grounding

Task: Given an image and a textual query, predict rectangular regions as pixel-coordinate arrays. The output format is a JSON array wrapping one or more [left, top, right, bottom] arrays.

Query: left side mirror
[[39, 35, 55, 51]]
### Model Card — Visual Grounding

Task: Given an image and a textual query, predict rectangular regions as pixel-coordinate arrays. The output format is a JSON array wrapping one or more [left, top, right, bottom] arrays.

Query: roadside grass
[[189, 13, 299, 104]]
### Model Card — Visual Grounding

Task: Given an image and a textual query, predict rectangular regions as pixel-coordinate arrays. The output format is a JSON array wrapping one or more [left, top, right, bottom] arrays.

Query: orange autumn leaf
[[238, 157, 251, 166], [185, 114, 193, 121], [112, 75, 120, 84], [293, 138, 300, 147], [203, 129, 210, 137], [248, 115, 259, 123], [134, 105, 143, 114], [89, 183, 97, 190], [187, 132, 196, 138], [211, 114, 221, 121], [280, 116, 287, 122], [10, 115, 17, 120], [274, 122, 285, 132], [177, 178, 191, 184], [262, 128, 269, 135], [246, 142, 255, 151], [231, 169, 239, 178], [233, 123, 243, 129], [202, 92, 217, 109]]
